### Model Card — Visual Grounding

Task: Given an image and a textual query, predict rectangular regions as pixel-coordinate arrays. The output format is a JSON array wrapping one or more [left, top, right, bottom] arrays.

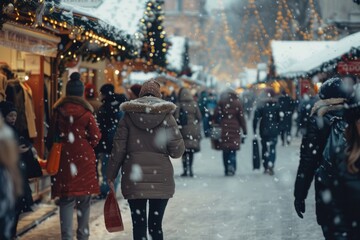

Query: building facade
[[163, 0, 208, 66], [319, 0, 360, 34]]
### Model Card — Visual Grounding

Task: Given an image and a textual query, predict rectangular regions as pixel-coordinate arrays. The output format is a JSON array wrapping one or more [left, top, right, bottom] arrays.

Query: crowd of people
[[1, 72, 360, 240]]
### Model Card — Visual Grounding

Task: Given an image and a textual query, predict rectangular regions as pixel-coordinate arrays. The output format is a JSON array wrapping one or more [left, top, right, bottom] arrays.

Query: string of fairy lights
[[216, 0, 340, 70]]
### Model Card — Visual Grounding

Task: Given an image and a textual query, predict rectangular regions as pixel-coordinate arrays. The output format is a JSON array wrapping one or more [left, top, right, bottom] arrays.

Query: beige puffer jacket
[[107, 96, 185, 199]]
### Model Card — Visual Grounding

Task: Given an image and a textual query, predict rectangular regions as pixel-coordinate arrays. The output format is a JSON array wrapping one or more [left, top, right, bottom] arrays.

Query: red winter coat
[[51, 96, 101, 198], [213, 91, 247, 151]]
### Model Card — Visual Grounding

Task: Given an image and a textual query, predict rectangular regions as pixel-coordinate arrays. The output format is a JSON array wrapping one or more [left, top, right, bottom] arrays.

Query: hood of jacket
[[120, 96, 176, 129], [310, 98, 346, 117], [178, 88, 193, 102], [53, 96, 94, 119]]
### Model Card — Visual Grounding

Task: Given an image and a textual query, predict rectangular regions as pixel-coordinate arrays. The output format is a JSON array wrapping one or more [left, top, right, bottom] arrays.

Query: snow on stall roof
[[167, 36, 186, 72], [94, 0, 145, 35], [123, 72, 159, 84], [61, 0, 145, 36], [282, 32, 360, 77], [271, 40, 336, 76], [241, 68, 266, 85]]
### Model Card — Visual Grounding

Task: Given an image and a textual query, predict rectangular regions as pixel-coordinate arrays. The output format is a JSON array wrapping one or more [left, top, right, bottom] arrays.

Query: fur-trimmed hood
[[310, 98, 346, 117], [53, 96, 94, 119], [120, 96, 176, 129]]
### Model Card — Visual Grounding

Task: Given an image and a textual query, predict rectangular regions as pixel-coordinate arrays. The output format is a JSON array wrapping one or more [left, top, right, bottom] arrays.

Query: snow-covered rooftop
[[123, 71, 159, 84], [94, 0, 145, 36], [166, 36, 186, 73], [282, 32, 360, 77], [241, 68, 266, 86], [271, 40, 336, 76]]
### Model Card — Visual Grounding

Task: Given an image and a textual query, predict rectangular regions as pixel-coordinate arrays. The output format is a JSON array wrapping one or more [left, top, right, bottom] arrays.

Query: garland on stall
[[0, 1, 13, 29], [140, 0, 168, 68]]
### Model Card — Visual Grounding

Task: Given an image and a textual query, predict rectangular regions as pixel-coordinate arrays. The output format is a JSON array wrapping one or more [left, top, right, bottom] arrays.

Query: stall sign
[[337, 61, 360, 75], [0, 25, 59, 57]]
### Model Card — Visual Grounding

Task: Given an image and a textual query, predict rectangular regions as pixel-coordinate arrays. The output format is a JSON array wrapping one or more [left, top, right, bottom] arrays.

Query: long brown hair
[[0, 116, 23, 197], [345, 122, 360, 173]]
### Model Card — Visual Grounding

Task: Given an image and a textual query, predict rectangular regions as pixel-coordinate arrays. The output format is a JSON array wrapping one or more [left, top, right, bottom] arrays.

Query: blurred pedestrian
[[278, 90, 295, 146], [0, 114, 23, 240], [128, 83, 142, 100], [84, 83, 101, 115], [0, 101, 35, 238], [96, 83, 127, 198], [253, 88, 280, 175], [213, 90, 247, 176], [297, 88, 319, 136], [293, 77, 354, 239], [174, 87, 202, 177], [107, 79, 185, 240], [50, 72, 101, 240], [197, 90, 211, 137]]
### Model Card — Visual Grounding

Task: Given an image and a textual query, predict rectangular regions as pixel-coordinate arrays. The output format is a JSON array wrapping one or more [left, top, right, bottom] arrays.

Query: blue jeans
[[98, 153, 119, 197], [223, 150, 236, 175], [260, 137, 277, 169]]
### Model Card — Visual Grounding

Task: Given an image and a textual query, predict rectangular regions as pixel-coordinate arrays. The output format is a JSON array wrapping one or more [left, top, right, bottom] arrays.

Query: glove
[[294, 199, 305, 219], [241, 135, 246, 144]]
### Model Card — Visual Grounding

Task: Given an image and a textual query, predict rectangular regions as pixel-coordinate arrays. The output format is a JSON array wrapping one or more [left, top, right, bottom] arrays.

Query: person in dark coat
[[0, 100, 35, 239], [96, 83, 127, 198], [253, 88, 280, 175], [330, 86, 360, 240], [293, 77, 354, 240], [197, 90, 211, 137], [107, 79, 185, 240], [297, 88, 319, 136], [174, 87, 202, 177], [278, 90, 295, 146], [0, 114, 23, 240], [50, 72, 101, 240], [213, 90, 247, 176]]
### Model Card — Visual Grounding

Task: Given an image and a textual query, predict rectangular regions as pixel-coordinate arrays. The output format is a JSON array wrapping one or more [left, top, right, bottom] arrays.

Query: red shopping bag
[[104, 189, 124, 232]]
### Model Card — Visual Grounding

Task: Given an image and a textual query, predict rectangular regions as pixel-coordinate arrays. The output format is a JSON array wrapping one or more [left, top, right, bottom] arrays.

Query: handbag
[[252, 138, 260, 170], [104, 188, 124, 232], [46, 110, 62, 176], [46, 142, 62, 176], [210, 124, 222, 140]]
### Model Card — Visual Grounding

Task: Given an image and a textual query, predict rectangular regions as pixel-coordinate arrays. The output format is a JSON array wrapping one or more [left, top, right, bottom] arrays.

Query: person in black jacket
[[95, 84, 128, 198], [278, 90, 295, 146], [332, 86, 360, 240], [253, 88, 280, 175], [293, 77, 354, 240]]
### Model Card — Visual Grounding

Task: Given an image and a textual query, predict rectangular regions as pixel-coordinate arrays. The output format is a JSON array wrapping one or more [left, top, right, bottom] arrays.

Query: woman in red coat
[[50, 72, 101, 240]]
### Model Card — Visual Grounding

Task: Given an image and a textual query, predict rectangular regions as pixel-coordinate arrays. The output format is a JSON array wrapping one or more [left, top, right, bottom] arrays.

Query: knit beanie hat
[[139, 79, 161, 98], [130, 84, 142, 98], [100, 83, 115, 97], [66, 72, 84, 97], [344, 84, 360, 123], [0, 101, 17, 117], [319, 77, 353, 100]]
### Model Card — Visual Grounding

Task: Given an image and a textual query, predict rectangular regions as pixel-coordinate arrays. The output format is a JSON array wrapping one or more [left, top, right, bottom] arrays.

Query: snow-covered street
[[21, 126, 323, 240]]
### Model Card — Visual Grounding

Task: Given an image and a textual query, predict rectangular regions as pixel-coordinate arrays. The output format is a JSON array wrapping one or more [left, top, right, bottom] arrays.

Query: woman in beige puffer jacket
[[107, 79, 185, 240]]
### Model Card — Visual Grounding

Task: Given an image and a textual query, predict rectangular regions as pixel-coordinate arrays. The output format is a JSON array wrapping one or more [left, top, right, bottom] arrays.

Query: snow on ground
[[21, 119, 323, 240]]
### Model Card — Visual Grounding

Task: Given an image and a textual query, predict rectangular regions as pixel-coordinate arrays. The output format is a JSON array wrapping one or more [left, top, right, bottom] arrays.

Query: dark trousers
[[182, 151, 194, 174], [223, 150, 236, 175], [260, 137, 277, 169], [128, 199, 169, 240]]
